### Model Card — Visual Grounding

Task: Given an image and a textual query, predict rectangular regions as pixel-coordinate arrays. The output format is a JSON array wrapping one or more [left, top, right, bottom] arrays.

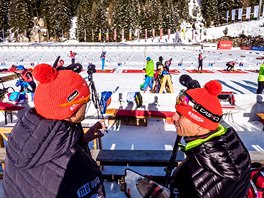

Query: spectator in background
[[197, 52, 203, 71], [170, 80, 251, 198], [141, 57, 154, 92], [257, 62, 264, 94], [3, 63, 105, 198], [225, 60, 237, 71], [69, 50, 76, 64], [164, 58, 172, 72], [156, 56, 164, 71], [56, 59, 65, 69], [100, 51, 106, 70], [15, 65, 36, 95]]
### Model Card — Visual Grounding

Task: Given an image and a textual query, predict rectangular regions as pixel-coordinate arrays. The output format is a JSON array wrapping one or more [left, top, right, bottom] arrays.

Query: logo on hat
[[188, 111, 204, 122], [67, 90, 79, 102]]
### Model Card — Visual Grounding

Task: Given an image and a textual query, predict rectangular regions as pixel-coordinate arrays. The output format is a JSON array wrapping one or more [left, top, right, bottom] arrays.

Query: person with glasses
[[170, 80, 251, 198], [3, 63, 105, 198]]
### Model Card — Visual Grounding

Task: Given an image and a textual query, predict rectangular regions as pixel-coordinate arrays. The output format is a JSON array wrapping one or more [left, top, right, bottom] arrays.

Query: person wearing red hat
[[3, 64, 105, 198], [170, 80, 251, 198]]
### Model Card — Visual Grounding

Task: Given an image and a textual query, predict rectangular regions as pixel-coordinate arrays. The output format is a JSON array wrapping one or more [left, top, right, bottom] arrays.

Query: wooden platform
[[0, 73, 18, 83], [94, 149, 185, 167]]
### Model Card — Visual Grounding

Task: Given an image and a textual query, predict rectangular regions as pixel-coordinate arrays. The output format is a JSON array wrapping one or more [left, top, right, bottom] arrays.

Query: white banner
[[246, 7, 251, 20], [254, 5, 259, 18], [232, 9, 236, 21], [238, 8, 243, 20], [226, 10, 229, 22], [263, 5, 264, 17]]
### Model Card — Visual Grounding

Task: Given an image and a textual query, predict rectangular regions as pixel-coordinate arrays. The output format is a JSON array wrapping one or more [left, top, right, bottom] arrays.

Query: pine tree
[[112, 0, 140, 41], [77, 0, 94, 41], [40, 0, 71, 41], [162, 0, 177, 33], [201, 0, 220, 27], [218, 0, 235, 24], [0, 0, 10, 38], [8, 0, 31, 36], [94, 0, 109, 41]]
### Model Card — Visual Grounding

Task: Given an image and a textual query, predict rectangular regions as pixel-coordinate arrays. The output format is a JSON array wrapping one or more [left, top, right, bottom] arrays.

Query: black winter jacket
[[3, 108, 105, 198], [171, 125, 251, 198]]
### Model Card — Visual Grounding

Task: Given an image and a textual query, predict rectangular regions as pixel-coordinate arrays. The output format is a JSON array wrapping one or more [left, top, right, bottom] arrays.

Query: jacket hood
[[6, 108, 82, 169]]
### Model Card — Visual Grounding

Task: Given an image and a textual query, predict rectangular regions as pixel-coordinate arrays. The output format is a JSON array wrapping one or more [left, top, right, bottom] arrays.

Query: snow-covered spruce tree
[[0, 0, 10, 37], [201, 0, 220, 27], [94, 0, 109, 42], [218, 0, 234, 24], [139, 0, 156, 39], [162, 0, 177, 34], [175, 0, 189, 23], [70, 0, 81, 16], [8, 0, 31, 38], [77, 0, 94, 42], [40, 0, 71, 41], [111, 0, 140, 41]]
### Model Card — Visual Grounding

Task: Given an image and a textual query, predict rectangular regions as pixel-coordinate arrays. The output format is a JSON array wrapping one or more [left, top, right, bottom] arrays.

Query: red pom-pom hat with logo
[[33, 63, 90, 120], [176, 80, 223, 130]]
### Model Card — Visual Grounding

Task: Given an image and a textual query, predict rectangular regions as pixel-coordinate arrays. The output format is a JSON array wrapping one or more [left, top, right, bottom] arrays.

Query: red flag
[[160, 28, 163, 40]]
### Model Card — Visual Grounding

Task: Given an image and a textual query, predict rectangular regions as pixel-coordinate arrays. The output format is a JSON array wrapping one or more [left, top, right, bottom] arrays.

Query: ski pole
[[164, 134, 182, 187]]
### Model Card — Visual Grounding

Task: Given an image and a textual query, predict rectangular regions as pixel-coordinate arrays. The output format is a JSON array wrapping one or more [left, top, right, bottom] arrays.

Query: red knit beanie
[[176, 80, 223, 130], [33, 63, 90, 120]]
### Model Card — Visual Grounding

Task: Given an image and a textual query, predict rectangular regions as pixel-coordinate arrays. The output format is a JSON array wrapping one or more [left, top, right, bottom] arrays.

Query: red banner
[[217, 40, 232, 49]]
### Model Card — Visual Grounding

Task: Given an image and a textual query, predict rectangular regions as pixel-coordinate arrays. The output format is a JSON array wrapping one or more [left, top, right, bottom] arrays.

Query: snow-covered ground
[[0, 44, 263, 197], [1, 9, 264, 197]]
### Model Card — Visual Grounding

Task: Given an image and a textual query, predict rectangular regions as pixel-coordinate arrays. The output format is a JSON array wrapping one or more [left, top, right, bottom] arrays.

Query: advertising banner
[[217, 40, 232, 50]]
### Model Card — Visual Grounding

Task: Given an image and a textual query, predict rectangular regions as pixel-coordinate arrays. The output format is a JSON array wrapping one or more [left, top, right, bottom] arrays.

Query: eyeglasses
[[176, 90, 195, 108], [59, 96, 90, 107], [176, 90, 222, 123]]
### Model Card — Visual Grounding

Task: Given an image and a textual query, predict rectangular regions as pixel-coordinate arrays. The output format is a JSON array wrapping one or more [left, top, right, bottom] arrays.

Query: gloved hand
[[83, 120, 105, 143], [15, 79, 23, 87]]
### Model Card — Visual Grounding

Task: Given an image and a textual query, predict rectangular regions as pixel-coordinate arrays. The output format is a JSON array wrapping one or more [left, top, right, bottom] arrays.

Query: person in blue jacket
[[100, 51, 106, 70], [3, 63, 106, 198]]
